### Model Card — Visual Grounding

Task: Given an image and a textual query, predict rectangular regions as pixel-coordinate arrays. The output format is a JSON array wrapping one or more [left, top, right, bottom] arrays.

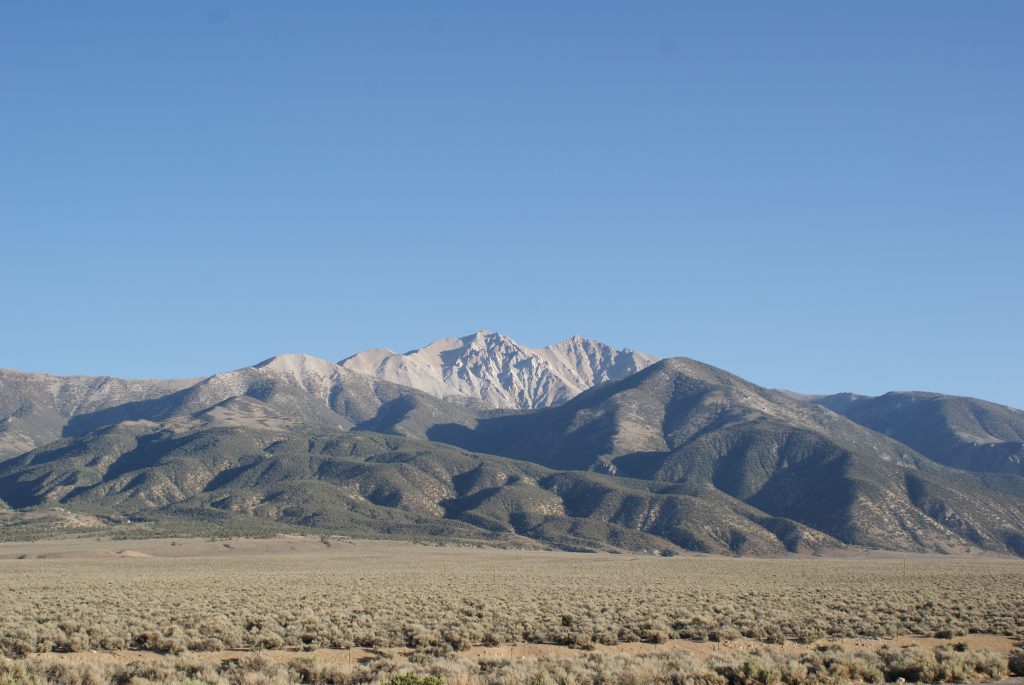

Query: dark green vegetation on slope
[[2, 355, 1024, 556], [0, 425, 844, 554]]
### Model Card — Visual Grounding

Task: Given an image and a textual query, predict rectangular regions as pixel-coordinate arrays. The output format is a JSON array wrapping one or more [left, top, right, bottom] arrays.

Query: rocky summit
[[339, 331, 658, 410]]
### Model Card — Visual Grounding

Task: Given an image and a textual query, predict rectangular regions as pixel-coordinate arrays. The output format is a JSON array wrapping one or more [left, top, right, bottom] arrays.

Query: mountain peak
[[251, 353, 343, 379], [458, 330, 514, 350], [339, 332, 658, 410], [547, 334, 589, 351]]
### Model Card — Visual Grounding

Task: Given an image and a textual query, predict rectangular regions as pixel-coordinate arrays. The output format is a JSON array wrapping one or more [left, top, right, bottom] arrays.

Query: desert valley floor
[[1, 535, 1022, 685]]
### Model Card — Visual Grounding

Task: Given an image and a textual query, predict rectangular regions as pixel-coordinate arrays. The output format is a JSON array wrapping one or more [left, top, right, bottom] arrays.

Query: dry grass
[[2, 644, 1022, 685], [0, 536, 1022, 684]]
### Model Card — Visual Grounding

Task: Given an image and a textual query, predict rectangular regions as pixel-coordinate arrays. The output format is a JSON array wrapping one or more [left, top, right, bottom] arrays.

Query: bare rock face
[[339, 331, 658, 410]]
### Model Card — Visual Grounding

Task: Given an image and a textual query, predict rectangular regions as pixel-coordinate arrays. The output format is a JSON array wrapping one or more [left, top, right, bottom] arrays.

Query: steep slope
[[339, 331, 657, 410], [62, 354, 478, 441], [0, 369, 194, 459], [431, 358, 916, 473], [0, 424, 843, 555], [428, 358, 1024, 555], [815, 392, 1024, 476]]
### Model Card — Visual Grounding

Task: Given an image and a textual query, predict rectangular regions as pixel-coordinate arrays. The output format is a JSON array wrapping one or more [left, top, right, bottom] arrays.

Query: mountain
[[815, 392, 1024, 476], [0, 332, 654, 456], [428, 358, 917, 472], [0, 355, 479, 460], [0, 369, 195, 459], [2, 343, 1024, 557], [61, 353, 479, 441], [427, 358, 1024, 555], [339, 331, 658, 410], [0, 423, 844, 555]]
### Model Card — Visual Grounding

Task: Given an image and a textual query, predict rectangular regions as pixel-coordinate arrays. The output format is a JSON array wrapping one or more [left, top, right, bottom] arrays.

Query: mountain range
[[2, 331, 1023, 556]]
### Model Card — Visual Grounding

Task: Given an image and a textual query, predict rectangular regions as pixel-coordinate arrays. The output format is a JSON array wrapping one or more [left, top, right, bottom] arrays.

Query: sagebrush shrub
[[386, 676, 444, 685], [1007, 649, 1024, 677]]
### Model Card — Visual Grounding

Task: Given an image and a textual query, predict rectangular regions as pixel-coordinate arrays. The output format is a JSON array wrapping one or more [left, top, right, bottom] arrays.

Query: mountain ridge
[[339, 331, 658, 410], [0, 423, 849, 555], [423, 356, 1024, 555], [2, 334, 1024, 557], [0, 369, 197, 459], [815, 391, 1024, 475]]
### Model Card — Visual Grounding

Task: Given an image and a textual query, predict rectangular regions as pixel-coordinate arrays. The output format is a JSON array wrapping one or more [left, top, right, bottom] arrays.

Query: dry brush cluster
[[1, 544, 1023, 658], [2, 644, 1024, 685]]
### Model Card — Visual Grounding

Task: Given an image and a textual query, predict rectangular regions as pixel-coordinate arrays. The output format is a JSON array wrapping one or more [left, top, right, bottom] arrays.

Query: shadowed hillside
[[816, 391, 1024, 475], [428, 358, 1024, 555], [0, 425, 846, 555]]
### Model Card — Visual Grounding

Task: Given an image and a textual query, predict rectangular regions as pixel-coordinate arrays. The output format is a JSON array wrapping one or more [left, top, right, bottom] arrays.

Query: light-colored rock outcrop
[[339, 331, 657, 410]]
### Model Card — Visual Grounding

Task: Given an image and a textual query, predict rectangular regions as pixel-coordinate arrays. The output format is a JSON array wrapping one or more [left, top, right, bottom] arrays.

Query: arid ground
[[2, 536, 1023, 685]]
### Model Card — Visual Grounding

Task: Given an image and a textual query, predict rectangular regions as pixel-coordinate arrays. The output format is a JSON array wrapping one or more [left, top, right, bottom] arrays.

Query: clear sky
[[2, 2, 1022, 408]]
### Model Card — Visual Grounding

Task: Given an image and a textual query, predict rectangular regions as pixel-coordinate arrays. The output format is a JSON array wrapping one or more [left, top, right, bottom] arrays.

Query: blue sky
[[2, 2, 1022, 407]]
